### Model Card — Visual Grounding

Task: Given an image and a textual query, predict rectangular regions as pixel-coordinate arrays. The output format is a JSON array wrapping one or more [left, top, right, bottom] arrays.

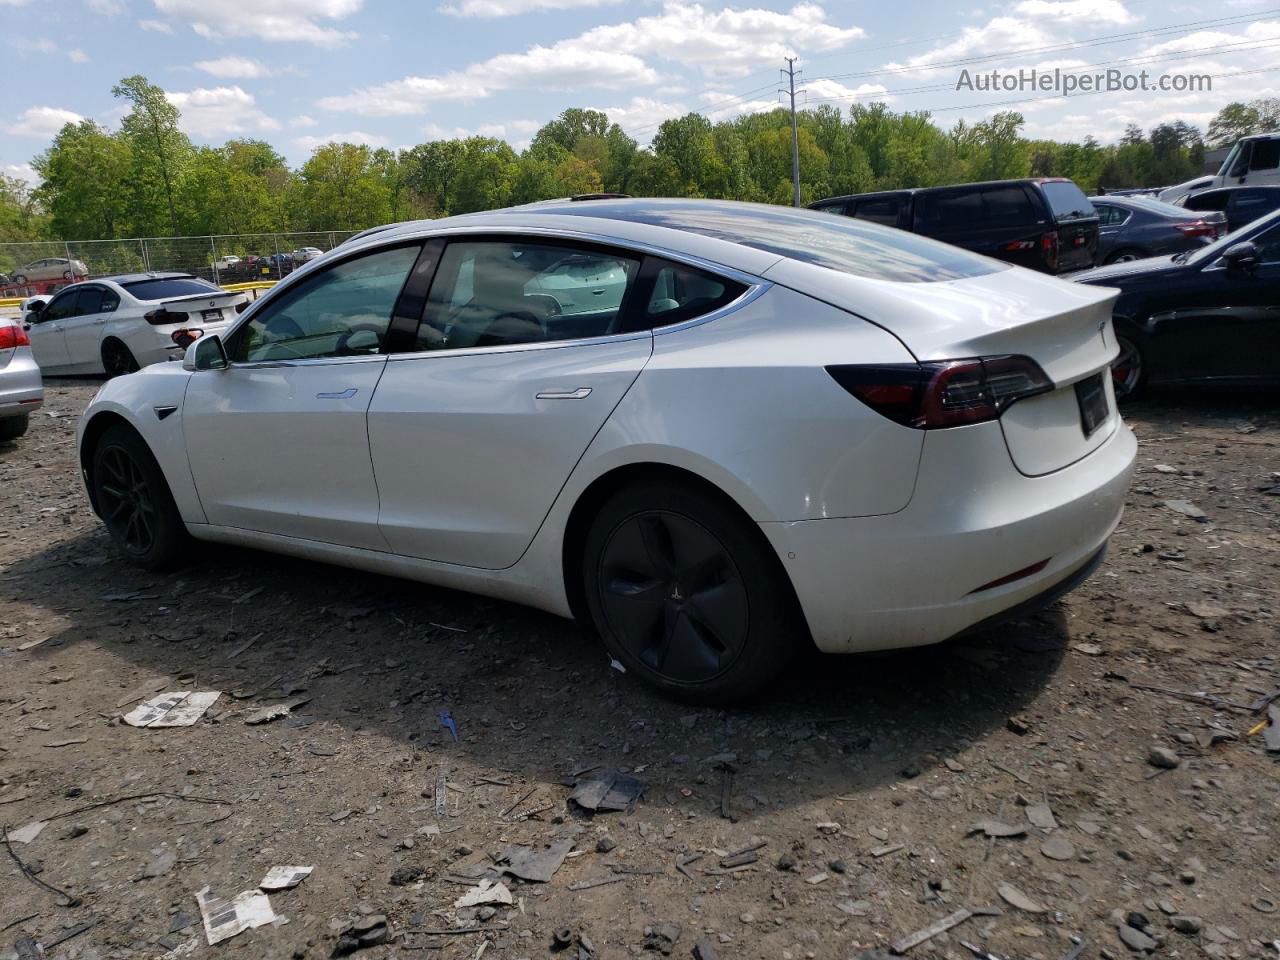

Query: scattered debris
[[434, 774, 448, 818], [1148, 747, 1181, 769], [439, 709, 459, 742], [1025, 803, 1057, 830], [569, 772, 645, 812], [4, 822, 46, 845], [642, 921, 681, 955], [1161, 499, 1206, 519], [1117, 923, 1157, 953], [1040, 834, 1076, 861], [1265, 704, 1280, 753], [332, 914, 390, 956], [693, 936, 721, 960], [890, 906, 1002, 954], [243, 696, 311, 725], [454, 878, 513, 907], [195, 885, 277, 945], [969, 820, 1026, 839], [390, 866, 426, 886], [143, 849, 178, 878], [996, 883, 1047, 914], [260, 865, 313, 890], [124, 691, 221, 728]]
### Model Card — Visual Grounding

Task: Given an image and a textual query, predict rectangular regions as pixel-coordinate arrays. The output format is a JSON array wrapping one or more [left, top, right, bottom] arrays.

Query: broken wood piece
[[891, 906, 1002, 954]]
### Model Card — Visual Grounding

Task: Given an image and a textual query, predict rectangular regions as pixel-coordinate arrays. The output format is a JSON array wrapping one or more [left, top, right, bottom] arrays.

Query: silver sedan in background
[[0, 317, 43, 442]]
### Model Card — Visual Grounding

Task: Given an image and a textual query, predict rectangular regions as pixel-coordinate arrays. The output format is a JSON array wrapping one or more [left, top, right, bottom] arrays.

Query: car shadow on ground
[[12, 524, 1073, 814]]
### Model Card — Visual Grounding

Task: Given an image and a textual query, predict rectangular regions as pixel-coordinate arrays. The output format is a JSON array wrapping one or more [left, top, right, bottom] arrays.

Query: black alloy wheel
[[92, 423, 189, 569], [102, 340, 139, 377], [597, 509, 749, 684]]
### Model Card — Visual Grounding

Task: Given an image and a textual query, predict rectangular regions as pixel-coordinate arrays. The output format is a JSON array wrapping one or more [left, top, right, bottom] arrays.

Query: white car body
[[25, 273, 247, 375], [291, 246, 324, 264], [213, 255, 241, 270], [76, 199, 1135, 697]]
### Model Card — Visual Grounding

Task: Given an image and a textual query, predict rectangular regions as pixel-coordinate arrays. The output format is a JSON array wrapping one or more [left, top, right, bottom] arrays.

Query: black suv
[[810, 178, 1099, 274]]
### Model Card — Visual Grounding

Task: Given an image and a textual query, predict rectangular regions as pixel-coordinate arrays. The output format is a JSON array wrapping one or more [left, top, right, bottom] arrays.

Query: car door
[[367, 235, 656, 569], [61, 284, 119, 368], [1093, 203, 1129, 260], [182, 242, 422, 549], [24, 288, 79, 370], [1241, 138, 1280, 187]]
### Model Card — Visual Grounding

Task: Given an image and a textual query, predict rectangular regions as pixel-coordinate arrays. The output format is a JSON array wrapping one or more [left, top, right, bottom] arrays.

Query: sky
[[2, 0, 1279, 185]]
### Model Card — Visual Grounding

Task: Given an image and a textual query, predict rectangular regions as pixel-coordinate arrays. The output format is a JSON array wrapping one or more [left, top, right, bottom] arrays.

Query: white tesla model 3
[[76, 198, 1136, 702]]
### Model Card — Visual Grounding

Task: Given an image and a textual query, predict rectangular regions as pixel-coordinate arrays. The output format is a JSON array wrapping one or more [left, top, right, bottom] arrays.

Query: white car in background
[[76, 199, 1136, 702], [0, 317, 43, 442], [291, 246, 324, 264], [24, 273, 248, 377]]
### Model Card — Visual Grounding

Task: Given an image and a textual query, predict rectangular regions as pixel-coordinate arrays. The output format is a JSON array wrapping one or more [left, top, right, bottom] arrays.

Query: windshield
[[1184, 207, 1280, 265]]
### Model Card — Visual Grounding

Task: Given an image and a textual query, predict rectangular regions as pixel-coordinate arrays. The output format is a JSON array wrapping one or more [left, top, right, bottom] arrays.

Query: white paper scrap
[[454, 878, 514, 908], [196, 886, 277, 945], [124, 691, 221, 728], [259, 865, 314, 891], [5, 820, 47, 844]]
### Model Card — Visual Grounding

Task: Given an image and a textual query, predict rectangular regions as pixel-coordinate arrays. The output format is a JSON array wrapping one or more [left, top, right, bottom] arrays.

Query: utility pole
[[781, 57, 802, 207]]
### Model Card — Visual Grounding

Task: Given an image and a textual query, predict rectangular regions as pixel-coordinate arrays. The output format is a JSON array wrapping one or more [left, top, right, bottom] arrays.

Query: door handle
[[536, 387, 592, 400], [316, 387, 358, 399]]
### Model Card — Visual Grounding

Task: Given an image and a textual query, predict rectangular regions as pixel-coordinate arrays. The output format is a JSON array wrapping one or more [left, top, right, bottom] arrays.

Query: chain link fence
[[0, 231, 360, 294]]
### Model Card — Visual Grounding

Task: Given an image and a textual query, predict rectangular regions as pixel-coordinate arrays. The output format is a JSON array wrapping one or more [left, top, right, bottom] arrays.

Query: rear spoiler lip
[[159, 291, 245, 308]]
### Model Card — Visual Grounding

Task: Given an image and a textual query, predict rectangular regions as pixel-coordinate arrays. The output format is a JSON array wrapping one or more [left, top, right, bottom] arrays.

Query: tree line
[[1, 75, 1274, 245]]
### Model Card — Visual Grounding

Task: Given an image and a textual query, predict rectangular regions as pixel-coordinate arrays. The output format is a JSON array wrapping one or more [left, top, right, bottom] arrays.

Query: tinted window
[[1185, 192, 1230, 212], [1040, 181, 1094, 220], [1125, 196, 1204, 219], [1230, 192, 1280, 222], [915, 190, 982, 231], [1094, 204, 1124, 225], [418, 240, 640, 350], [77, 286, 118, 314], [40, 290, 80, 322], [982, 185, 1037, 226], [1252, 221, 1280, 262], [646, 260, 746, 328], [533, 199, 1003, 283], [1250, 139, 1280, 171], [230, 244, 419, 363], [852, 197, 901, 226], [123, 277, 220, 301]]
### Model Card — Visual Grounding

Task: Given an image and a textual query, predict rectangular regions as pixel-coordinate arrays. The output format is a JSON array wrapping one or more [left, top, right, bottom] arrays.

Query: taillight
[[144, 308, 181, 326], [0, 324, 30, 349], [1041, 230, 1059, 270], [1174, 220, 1216, 238], [171, 328, 203, 347], [826, 355, 1053, 429]]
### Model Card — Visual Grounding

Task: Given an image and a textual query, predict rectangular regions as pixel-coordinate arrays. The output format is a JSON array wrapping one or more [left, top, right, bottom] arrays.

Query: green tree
[[112, 74, 193, 235], [452, 137, 519, 213], [32, 120, 131, 239], [402, 140, 466, 216], [290, 142, 393, 229]]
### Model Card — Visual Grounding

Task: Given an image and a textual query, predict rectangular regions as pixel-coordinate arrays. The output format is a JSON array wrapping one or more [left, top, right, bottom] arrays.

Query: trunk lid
[[159, 291, 243, 326], [765, 258, 1121, 475]]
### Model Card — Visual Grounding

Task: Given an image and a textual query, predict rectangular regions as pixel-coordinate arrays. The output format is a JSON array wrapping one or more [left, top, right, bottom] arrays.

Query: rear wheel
[[102, 339, 139, 377], [92, 423, 189, 569], [12, 274, 27, 285], [583, 480, 799, 703], [1111, 328, 1145, 400], [0, 415, 29, 442]]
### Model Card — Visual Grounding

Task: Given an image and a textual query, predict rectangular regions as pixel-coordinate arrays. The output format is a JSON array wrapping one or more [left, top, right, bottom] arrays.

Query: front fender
[[77, 366, 206, 524]]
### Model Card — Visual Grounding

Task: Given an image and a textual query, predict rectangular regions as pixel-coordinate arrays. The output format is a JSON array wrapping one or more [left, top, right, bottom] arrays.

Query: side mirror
[[1221, 241, 1259, 274], [184, 334, 228, 372]]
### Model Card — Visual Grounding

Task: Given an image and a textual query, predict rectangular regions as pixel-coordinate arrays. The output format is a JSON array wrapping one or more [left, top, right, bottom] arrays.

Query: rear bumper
[[0, 348, 44, 417], [761, 417, 1136, 653]]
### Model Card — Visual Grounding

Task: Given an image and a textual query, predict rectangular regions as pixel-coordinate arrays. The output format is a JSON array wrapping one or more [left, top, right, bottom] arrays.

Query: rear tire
[[1105, 248, 1145, 264], [102, 339, 139, 377], [0, 415, 29, 442], [582, 480, 800, 704], [12, 274, 27, 285], [92, 423, 190, 570]]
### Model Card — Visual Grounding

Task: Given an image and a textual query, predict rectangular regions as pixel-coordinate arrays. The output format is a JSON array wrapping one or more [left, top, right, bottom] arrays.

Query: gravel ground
[[1, 379, 1278, 960]]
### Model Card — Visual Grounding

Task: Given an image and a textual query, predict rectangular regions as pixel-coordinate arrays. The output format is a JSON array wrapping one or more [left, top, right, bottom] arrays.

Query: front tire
[[0, 415, 29, 442], [92, 423, 189, 569], [583, 480, 800, 704], [102, 339, 139, 377]]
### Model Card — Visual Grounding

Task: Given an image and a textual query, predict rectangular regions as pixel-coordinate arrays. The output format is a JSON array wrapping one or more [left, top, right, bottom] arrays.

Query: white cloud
[[87, 0, 126, 13], [138, 17, 172, 31], [1012, 0, 1136, 24], [154, 0, 363, 47], [165, 86, 281, 137], [320, 1, 864, 116], [293, 130, 390, 151], [68, 49, 89, 63], [804, 77, 890, 105], [3, 163, 40, 186], [5, 106, 85, 137], [0, 0, 31, 6], [422, 120, 537, 139], [290, 114, 318, 128], [599, 96, 690, 134], [30, 38, 58, 54], [441, 0, 622, 15], [195, 56, 270, 78]]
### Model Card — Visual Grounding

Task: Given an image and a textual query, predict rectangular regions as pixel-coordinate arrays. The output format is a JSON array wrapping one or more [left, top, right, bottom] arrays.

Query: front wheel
[[92, 423, 190, 569], [0, 415, 29, 443], [582, 480, 800, 703], [1111, 329, 1145, 400]]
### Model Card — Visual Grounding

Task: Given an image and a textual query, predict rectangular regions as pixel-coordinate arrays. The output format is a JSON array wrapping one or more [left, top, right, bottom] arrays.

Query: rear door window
[[643, 260, 746, 329], [980, 185, 1037, 226], [1039, 181, 1095, 221], [76, 286, 118, 314], [915, 189, 982, 232], [851, 196, 902, 226]]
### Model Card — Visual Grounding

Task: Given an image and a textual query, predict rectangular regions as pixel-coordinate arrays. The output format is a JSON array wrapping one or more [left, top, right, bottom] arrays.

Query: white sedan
[[24, 273, 247, 376], [76, 199, 1136, 702]]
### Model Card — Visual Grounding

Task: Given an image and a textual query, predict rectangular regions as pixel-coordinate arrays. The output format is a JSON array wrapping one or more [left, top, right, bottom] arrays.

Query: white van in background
[[1159, 133, 1280, 203]]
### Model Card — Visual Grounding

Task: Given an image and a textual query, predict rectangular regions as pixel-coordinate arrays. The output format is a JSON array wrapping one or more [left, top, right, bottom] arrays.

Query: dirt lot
[[1, 379, 1278, 960]]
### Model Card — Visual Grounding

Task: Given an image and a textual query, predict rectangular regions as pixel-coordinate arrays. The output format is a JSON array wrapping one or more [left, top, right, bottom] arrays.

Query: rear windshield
[[122, 277, 220, 301], [1124, 196, 1205, 219], [535, 199, 1004, 283], [1040, 181, 1095, 220]]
